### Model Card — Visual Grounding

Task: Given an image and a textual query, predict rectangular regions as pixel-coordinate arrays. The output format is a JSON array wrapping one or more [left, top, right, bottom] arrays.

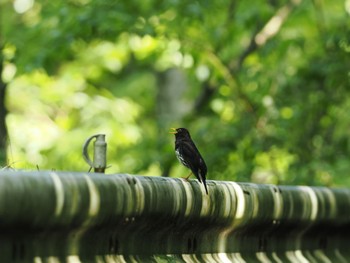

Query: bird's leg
[[182, 172, 193, 181]]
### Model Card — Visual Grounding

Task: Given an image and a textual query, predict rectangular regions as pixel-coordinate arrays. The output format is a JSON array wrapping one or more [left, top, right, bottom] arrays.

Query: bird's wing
[[177, 141, 206, 179]]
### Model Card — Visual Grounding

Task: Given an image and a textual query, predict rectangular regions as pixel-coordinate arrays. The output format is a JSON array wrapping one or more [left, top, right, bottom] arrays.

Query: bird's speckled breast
[[175, 148, 189, 168]]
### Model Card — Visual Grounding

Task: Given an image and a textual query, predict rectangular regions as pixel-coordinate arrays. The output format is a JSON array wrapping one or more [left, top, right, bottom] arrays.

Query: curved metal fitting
[[82, 134, 107, 173]]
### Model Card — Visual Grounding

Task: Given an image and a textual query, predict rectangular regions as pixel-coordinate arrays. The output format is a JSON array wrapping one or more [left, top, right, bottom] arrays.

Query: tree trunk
[[156, 68, 189, 177], [0, 49, 7, 165]]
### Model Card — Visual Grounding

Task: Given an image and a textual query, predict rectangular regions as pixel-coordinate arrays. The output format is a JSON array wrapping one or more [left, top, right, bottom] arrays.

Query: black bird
[[170, 127, 208, 194]]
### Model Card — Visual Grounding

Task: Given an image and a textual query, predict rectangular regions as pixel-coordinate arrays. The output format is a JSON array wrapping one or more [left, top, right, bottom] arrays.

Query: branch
[[254, 0, 301, 47], [194, 0, 303, 112]]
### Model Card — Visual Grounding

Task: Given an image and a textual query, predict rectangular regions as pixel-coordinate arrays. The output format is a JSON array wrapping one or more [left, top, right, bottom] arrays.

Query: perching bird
[[170, 127, 208, 194]]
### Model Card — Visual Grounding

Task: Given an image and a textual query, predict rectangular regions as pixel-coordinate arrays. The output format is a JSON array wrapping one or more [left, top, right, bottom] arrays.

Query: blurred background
[[0, 0, 349, 186]]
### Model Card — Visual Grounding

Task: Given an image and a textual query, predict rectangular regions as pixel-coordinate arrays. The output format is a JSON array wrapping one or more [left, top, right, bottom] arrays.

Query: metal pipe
[[0, 171, 349, 262]]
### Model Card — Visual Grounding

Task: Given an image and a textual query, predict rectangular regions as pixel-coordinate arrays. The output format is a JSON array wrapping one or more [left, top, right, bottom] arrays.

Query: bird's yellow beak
[[169, 127, 177, 134]]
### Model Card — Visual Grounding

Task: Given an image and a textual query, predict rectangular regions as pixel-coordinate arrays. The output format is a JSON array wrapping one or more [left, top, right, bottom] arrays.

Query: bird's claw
[[181, 172, 192, 181]]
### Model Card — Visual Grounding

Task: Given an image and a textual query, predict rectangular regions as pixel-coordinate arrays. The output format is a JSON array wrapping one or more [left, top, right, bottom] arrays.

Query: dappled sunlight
[[252, 147, 297, 184], [13, 0, 33, 14], [1, 0, 348, 186], [6, 54, 144, 171], [129, 34, 158, 60]]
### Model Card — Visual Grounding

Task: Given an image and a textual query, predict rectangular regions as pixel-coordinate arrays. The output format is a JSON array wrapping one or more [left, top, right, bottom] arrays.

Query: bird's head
[[169, 127, 191, 139]]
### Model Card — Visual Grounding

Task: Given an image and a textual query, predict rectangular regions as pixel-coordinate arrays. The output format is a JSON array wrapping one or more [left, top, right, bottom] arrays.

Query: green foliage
[[2, 0, 350, 186]]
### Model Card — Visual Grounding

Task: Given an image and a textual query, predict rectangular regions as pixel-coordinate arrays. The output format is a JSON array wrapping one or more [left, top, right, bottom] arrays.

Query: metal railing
[[0, 170, 349, 262]]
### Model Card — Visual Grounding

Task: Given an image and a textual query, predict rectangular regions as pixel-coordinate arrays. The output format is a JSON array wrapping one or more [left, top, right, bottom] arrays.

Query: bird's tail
[[203, 180, 208, 195], [198, 171, 208, 195]]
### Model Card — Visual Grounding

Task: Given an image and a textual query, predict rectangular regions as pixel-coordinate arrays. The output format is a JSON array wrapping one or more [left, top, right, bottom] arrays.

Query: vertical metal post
[[82, 134, 107, 173]]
